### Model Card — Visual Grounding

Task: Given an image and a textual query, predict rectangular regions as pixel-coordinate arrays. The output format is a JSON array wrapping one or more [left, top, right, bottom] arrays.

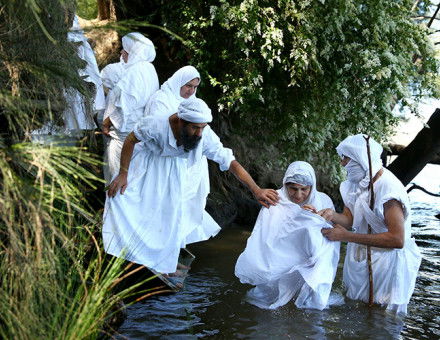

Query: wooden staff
[[364, 135, 375, 307]]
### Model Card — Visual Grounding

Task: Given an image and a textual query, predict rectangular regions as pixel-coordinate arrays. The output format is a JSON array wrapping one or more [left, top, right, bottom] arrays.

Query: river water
[[116, 165, 440, 339]]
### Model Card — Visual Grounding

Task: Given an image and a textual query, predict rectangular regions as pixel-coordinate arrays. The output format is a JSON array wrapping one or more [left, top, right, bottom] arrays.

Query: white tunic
[[235, 161, 340, 310], [341, 168, 421, 315], [102, 116, 234, 273]]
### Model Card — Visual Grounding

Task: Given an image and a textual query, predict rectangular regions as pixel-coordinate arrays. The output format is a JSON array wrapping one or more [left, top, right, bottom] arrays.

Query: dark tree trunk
[[388, 109, 440, 185], [97, 0, 114, 20]]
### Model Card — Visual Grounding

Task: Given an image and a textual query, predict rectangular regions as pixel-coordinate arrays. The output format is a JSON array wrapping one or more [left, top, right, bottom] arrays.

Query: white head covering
[[121, 32, 156, 66], [336, 134, 383, 188], [144, 65, 201, 118], [336, 134, 383, 211], [177, 98, 212, 123], [281, 161, 318, 207]]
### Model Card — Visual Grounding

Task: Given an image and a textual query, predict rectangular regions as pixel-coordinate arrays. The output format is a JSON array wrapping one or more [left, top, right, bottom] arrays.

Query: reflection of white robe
[[235, 188, 339, 310], [103, 116, 234, 273], [341, 169, 421, 315]]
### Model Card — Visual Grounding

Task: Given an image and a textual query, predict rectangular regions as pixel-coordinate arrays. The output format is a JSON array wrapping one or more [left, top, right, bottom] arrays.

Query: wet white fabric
[[145, 73, 218, 246], [177, 98, 212, 123], [103, 32, 159, 183], [144, 65, 200, 117], [235, 161, 340, 310], [103, 116, 234, 273], [64, 15, 106, 130], [341, 168, 421, 315]]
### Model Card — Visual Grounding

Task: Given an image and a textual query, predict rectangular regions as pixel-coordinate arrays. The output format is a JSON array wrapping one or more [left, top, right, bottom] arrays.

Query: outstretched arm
[[228, 160, 279, 208], [318, 206, 353, 229], [321, 199, 405, 249], [107, 132, 140, 197]]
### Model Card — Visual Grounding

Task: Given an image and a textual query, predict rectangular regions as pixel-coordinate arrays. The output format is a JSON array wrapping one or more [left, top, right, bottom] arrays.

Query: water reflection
[[116, 165, 439, 339]]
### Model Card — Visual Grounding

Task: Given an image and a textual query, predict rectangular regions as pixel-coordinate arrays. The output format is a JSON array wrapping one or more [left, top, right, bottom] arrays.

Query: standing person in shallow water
[[103, 98, 279, 275], [235, 161, 340, 310], [319, 134, 421, 315]]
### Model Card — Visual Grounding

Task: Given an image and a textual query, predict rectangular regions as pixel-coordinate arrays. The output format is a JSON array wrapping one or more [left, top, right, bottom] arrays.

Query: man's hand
[[254, 188, 279, 208], [107, 172, 128, 197], [321, 224, 348, 241], [302, 204, 317, 213], [317, 208, 335, 222]]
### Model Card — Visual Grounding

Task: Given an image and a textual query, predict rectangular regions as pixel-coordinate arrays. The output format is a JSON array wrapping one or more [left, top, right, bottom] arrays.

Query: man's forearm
[[228, 160, 260, 195]]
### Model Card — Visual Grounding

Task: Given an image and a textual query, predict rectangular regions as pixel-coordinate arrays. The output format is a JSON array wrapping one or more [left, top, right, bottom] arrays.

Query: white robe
[[103, 116, 234, 273], [144, 66, 218, 244], [235, 161, 340, 310], [103, 60, 159, 183], [341, 168, 421, 315]]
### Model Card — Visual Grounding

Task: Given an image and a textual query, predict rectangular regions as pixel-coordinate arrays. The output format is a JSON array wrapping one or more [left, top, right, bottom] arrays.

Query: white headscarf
[[281, 161, 320, 207], [144, 65, 201, 117], [121, 32, 156, 66], [177, 98, 212, 123], [336, 134, 383, 211]]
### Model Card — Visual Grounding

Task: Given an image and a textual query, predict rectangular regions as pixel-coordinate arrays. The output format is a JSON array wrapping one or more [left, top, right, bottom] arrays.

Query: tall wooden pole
[[364, 135, 375, 307]]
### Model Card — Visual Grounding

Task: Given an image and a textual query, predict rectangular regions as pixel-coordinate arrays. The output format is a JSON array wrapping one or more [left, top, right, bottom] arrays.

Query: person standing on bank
[[144, 66, 217, 243], [103, 98, 279, 274], [101, 32, 159, 184], [319, 134, 421, 315]]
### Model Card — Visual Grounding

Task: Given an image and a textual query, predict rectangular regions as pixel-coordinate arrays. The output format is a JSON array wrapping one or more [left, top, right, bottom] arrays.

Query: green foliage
[[0, 1, 156, 339], [151, 0, 439, 185], [77, 0, 98, 20]]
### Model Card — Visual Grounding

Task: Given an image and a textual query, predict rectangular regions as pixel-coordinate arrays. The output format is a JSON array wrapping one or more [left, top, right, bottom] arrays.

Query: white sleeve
[[202, 128, 235, 171], [133, 117, 156, 143], [103, 86, 125, 130]]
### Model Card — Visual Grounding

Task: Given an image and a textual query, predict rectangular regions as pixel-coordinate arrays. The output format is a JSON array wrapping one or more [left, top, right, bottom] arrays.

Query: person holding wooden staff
[[319, 134, 421, 315]]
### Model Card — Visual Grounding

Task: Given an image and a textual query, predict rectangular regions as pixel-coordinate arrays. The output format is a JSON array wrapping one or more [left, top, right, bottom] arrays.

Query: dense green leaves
[[152, 0, 439, 185]]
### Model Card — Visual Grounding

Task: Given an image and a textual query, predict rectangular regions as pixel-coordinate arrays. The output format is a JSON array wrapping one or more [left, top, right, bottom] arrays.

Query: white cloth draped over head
[[282, 161, 319, 207], [177, 98, 213, 123], [103, 32, 159, 132], [144, 65, 201, 117], [235, 161, 340, 310], [336, 134, 383, 212]]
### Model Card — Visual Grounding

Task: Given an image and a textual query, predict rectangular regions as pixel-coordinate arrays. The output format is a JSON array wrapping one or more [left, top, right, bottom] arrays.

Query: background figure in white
[[103, 98, 279, 274], [64, 15, 105, 131], [235, 161, 340, 310], [145, 66, 217, 244], [98, 57, 125, 125], [320, 134, 421, 315], [102, 32, 159, 184]]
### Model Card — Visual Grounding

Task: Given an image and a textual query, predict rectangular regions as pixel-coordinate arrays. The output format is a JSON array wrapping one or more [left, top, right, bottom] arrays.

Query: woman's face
[[121, 49, 129, 63], [180, 78, 200, 99], [340, 156, 351, 166], [286, 183, 312, 205]]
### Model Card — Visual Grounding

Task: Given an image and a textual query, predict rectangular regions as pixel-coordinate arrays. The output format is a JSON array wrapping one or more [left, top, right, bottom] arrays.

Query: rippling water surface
[[116, 165, 440, 339]]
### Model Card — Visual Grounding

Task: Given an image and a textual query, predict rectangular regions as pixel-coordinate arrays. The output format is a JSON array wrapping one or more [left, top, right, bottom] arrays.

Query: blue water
[[116, 165, 440, 339]]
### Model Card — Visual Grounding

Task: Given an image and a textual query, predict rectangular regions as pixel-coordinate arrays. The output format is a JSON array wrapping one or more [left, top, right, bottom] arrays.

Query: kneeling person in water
[[235, 161, 340, 310]]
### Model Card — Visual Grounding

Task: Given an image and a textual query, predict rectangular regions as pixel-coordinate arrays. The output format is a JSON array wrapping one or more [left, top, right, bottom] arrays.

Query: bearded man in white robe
[[103, 98, 279, 274], [320, 134, 421, 315]]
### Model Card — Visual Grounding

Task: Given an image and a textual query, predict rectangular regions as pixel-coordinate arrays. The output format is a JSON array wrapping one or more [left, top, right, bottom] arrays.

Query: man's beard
[[181, 128, 202, 152]]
